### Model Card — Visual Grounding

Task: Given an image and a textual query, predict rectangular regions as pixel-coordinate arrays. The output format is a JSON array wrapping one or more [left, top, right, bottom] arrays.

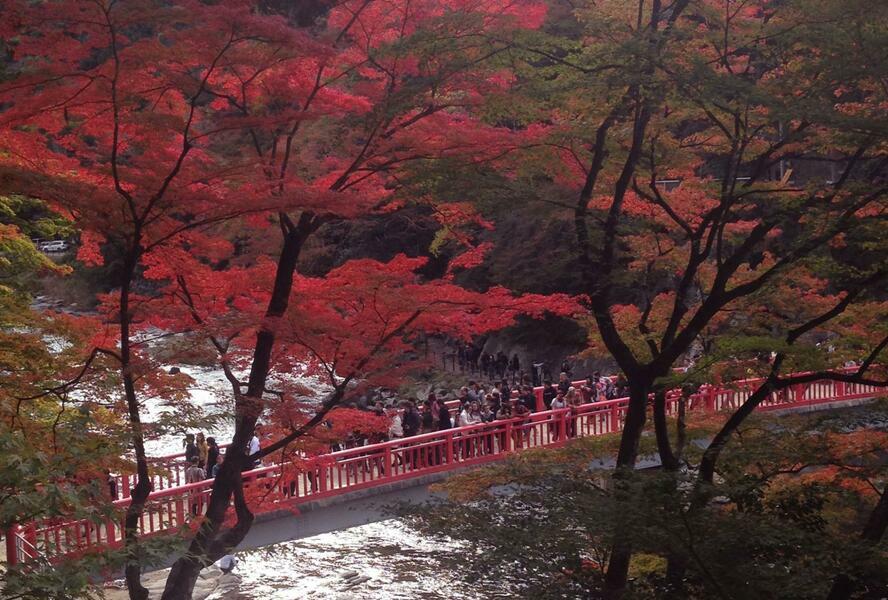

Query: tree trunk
[[119, 251, 152, 600], [675, 395, 687, 462], [652, 390, 679, 471], [122, 371, 151, 600], [651, 389, 691, 596], [650, 389, 692, 597], [604, 380, 650, 599], [614, 381, 649, 470], [160, 213, 313, 600]]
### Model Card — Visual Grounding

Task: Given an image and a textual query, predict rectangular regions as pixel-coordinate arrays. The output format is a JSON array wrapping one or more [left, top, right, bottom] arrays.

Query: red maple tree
[[0, 1, 559, 597]]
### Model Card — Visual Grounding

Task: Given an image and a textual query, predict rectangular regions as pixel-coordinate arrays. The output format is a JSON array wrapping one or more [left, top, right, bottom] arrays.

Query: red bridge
[[5, 370, 884, 567]]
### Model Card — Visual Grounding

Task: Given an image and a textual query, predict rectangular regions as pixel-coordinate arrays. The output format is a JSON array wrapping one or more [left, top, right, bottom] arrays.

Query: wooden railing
[[6, 369, 884, 566]]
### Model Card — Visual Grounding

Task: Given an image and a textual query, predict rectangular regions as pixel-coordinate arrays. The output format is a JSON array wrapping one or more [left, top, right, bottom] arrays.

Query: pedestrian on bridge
[[183, 433, 198, 464], [421, 399, 435, 434], [206, 437, 220, 478], [511, 398, 531, 449], [402, 401, 421, 438], [196, 432, 208, 469], [211, 453, 223, 478], [185, 457, 204, 484], [566, 388, 582, 438], [542, 380, 557, 409], [437, 399, 452, 431], [185, 457, 205, 516], [244, 430, 261, 471], [557, 371, 572, 394]]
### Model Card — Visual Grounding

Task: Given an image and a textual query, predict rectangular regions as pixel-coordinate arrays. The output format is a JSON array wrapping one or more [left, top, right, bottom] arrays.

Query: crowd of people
[[172, 370, 625, 485], [97, 368, 621, 505], [182, 432, 222, 482], [439, 343, 612, 392], [358, 370, 626, 450]]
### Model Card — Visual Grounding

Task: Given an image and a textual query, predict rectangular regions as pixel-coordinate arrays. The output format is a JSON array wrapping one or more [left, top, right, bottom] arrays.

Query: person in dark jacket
[[104, 469, 118, 499], [402, 401, 422, 437], [438, 402, 452, 430], [205, 437, 220, 479], [542, 381, 557, 409], [488, 391, 503, 419], [614, 375, 629, 398], [183, 433, 198, 463], [421, 400, 435, 433], [401, 401, 422, 468], [521, 385, 537, 413], [480, 353, 492, 378], [557, 371, 572, 394], [496, 380, 511, 402], [495, 351, 508, 379]]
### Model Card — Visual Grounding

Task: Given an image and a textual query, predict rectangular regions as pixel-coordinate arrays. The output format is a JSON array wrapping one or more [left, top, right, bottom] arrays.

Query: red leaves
[[141, 247, 579, 397], [445, 242, 494, 278], [75, 231, 105, 267], [0, 0, 573, 490]]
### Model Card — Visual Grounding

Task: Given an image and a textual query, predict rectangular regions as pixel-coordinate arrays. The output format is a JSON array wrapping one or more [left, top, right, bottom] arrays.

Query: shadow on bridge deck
[[149, 468, 455, 572], [239, 471, 448, 552]]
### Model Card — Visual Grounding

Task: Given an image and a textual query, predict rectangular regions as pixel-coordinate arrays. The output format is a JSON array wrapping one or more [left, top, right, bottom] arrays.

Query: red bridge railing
[[6, 369, 884, 567]]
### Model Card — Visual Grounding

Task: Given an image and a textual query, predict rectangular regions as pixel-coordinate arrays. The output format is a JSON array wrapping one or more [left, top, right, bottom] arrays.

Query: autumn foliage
[[0, 0, 886, 599]]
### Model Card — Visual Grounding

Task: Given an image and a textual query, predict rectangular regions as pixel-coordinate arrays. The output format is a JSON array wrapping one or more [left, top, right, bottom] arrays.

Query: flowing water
[[206, 520, 510, 600]]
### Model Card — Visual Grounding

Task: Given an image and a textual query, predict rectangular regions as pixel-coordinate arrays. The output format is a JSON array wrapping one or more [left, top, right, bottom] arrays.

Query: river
[[207, 520, 509, 600]]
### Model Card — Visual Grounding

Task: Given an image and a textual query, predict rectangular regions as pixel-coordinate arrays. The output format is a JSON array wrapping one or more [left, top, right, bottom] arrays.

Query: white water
[[143, 363, 330, 457], [208, 520, 505, 600]]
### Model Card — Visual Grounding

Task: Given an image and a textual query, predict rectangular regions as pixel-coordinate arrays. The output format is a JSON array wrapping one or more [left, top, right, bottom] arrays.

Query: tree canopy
[[0, 0, 885, 599]]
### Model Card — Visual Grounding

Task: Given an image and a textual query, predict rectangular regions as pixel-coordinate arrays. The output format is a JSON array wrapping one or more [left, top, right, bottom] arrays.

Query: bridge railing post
[[24, 523, 36, 554], [318, 463, 328, 493], [792, 383, 805, 405], [105, 516, 117, 547], [835, 379, 845, 399], [704, 386, 718, 412], [383, 445, 392, 479], [6, 525, 18, 566], [445, 431, 454, 464], [175, 496, 185, 528]]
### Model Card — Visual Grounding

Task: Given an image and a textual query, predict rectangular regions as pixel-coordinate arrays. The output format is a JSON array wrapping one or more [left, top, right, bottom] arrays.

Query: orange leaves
[[787, 428, 888, 500], [825, 429, 888, 463], [0, 0, 566, 430], [586, 184, 721, 234], [1, 0, 484, 246]]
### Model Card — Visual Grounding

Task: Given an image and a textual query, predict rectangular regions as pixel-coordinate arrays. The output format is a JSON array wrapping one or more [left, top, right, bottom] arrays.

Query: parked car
[[38, 240, 69, 252]]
